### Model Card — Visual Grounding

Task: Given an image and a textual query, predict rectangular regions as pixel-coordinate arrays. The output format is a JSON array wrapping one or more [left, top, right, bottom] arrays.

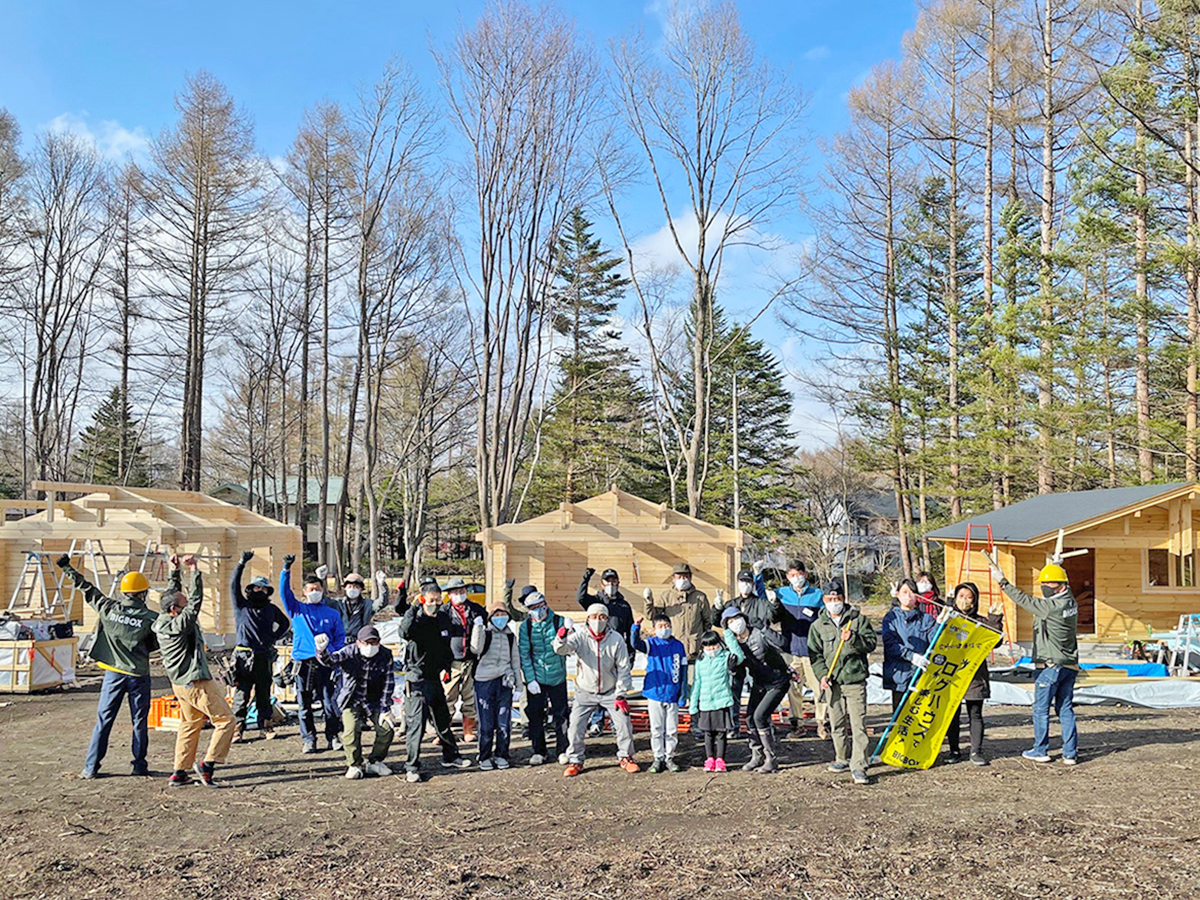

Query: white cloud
[[41, 112, 151, 163], [803, 46, 832, 62]]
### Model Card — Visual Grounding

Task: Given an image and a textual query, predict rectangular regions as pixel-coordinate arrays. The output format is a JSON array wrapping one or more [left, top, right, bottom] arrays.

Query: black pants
[[746, 682, 788, 750], [947, 699, 985, 755], [703, 730, 728, 760], [232, 650, 274, 729], [404, 678, 459, 773], [526, 681, 568, 758], [892, 690, 907, 712], [730, 667, 747, 733]]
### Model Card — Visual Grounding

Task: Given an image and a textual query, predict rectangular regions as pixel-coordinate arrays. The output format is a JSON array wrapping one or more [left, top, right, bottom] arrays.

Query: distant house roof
[[211, 476, 345, 507], [926, 482, 1195, 544]]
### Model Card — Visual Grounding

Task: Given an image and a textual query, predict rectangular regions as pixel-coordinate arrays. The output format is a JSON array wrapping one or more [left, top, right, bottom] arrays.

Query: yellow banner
[[878, 614, 1000, 770]]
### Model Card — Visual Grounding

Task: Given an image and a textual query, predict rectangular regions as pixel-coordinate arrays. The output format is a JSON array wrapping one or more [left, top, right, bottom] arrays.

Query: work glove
[[441, 670, 451, 684], [55, 554, 71, 569], [315, 564, 329, 581], [911, 652, 930, 670], [790, 670, 803, 683], [584, 567, 595, 580], [752, 560, 764, 576], [984, 550, 1004, 582], [240, 550, 255, 564], [379, 711, 396, 729], [502, 674, 515, 690], [283, 554, 296, 568], [988, 600, 1005, 617], [614, 698, 630, 715], [505, 578, 515, 590], [642, 587, 654, 603], [314, 633, 330, 652], [556, 626, 570, 640], [526, 680, 541, 696], [766, 589, 778, 603], [715, 589, 724, 604]]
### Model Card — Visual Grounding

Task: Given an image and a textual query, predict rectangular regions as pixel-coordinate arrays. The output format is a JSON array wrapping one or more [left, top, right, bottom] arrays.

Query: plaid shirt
[[317, 644, 395, 715]]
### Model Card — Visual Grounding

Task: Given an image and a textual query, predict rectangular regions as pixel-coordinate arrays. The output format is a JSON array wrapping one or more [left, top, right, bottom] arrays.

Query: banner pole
[[870, 613, 952, 763]]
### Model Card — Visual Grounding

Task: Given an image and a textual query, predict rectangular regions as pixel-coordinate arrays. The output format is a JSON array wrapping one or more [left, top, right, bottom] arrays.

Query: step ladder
[[6, 552, 71, 620]]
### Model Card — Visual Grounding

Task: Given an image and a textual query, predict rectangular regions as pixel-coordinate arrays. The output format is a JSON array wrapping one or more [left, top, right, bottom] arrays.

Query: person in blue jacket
[[755, 559, 826, 736], [631, 613, 688, 773], [881, 578, 938, 710], [280, 554, 346, 753]]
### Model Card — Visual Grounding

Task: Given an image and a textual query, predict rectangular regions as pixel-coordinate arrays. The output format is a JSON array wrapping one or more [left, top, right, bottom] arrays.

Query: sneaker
[[168, 770, 192, 787], [478, 758, 495, 771], [703, 757, 716, 772], [192, 762, 221, 788], [852, 770, 870, 785], [345, 765, 365, 780], [79, 768, 99, 780], [564, 763, 583, 777], [366, 761, 392, 777], [827, 762, 850, 773], [619, 757, 640, 774], [262, 725, 277, 741], [329, 737, 343, 752], [714, 758, 727, 773], [1022, 750, 1052, 763], [130, 765, 150, 777], [665, 757, 681, 773], [302, 741, 318, 755], [1062, 756, 1078, 766], [970, 753, 989, 767], [650, 758, 666, 774], [557, 752, 570, 766], [494, 758, 510, 770], [441, 756, 471, 769], [529, 754, 545, 766], [586, 722, 603, 737], [405, 771, 422, 784], [945, 750, 962, 764]]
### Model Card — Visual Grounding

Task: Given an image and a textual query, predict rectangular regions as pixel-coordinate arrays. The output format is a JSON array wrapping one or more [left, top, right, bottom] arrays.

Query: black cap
[[824, 577, 845, 597], [601, 568, 619, 582], [737, 570, 754, 583], [419, 575, 440, 590], [519, 584, 539, 599], [357, 625, 381, 642]]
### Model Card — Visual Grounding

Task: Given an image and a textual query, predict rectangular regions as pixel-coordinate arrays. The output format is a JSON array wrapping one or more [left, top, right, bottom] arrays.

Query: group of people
[[61, 548, 1082, 788]]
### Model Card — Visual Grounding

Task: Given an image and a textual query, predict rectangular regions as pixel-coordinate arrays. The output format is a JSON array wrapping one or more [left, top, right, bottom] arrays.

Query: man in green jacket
[[808, 578, 877, 785], [57, 556, 158, 779], [987, 555, 1080, 765], [152, 554, 235, 788]]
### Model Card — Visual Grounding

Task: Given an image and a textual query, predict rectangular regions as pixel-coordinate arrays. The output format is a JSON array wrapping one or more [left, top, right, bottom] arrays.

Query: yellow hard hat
[[120, 571, 150, 594], [1038, 563, 1068, 584]]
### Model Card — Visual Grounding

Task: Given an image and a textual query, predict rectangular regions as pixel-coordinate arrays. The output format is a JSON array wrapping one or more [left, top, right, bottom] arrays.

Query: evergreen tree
[[75, 387, 151, 487]]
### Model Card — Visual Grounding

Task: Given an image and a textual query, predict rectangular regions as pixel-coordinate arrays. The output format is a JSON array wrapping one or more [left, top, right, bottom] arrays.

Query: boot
[[232, 723, 244, 744], [756, 727, 779, 774], [462, 716, 477, 743], [741, 737, 765, 772]]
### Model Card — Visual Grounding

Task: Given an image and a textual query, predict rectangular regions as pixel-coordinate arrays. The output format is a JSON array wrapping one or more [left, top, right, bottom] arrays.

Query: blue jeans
[[295, 658, 340, 744], [475, 677, 514, 761], [1031, 665, 1078, 759], [84, 670, 151, 774]]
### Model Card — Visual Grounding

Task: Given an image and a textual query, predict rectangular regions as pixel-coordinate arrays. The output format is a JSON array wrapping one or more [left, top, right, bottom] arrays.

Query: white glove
[[752, 560, 764, 575], [375, 569, 387, 584], [526, 679, 541, 695], [766, 588, 777, 603], [502, 674, 514, 689], [315, 564, 329, 581], [379, 711, 396, 729], [715, 589, 724, 604], [314, 633, 330, 652], [643, 587, 653, 602], [985, 550, 1004, 580], [911, 652, 930, 670]]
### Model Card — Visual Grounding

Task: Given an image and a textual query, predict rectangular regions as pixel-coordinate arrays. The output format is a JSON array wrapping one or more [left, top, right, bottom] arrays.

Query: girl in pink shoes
[[689, 630, 738, 772]]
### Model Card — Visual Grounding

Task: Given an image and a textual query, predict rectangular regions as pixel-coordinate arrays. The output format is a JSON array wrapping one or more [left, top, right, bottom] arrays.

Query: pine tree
[[75, 387, 151, 487]]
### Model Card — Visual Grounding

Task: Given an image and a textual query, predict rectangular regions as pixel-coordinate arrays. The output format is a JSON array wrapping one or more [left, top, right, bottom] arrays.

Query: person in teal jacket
[[517, 590, 569, 765], [689, 630, 738, 773]]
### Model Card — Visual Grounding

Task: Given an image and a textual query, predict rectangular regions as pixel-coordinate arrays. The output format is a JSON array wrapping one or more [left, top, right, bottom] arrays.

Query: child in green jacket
[[689, 630, 737, 772]]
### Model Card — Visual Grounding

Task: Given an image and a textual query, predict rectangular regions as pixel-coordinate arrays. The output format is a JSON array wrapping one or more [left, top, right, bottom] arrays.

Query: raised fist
[[169, 553, 180, 568], [283, 554, 296, 568], [182, 554, 198, 570], [315, 564, 329, 581], [505, 578, 515, 590], [240, 550, 255, 564], [314, 633, 330, 652], [642, 587, 654, 602], [584, 567, 595, 580], [752, 560, 764, 575], [55, 554, 71, 569]]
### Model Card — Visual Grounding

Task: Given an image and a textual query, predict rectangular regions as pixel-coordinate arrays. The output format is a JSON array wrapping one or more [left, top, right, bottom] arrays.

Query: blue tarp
[[1014, 658, 1169, 678]]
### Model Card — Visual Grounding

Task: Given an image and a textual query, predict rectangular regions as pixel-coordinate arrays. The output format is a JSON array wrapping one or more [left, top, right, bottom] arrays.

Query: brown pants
[[785, 654, 828, 730], [444, 659, 476, 720], [173, 679, 235, 771]]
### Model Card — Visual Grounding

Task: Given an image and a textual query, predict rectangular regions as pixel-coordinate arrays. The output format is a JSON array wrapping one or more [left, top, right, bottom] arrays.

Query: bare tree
[[438, 1, 604, 528], [607, 1, 807, 517], [136, 71, 262, 491], [0, 110, 23, 295]]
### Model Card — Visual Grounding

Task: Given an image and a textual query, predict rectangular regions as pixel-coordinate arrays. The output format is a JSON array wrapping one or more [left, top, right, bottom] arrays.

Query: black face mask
[[1041, 586, 1062, 600], [246, 590, 269, 606]]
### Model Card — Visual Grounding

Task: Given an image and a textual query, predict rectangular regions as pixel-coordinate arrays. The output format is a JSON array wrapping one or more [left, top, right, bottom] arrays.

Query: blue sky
[[1, 0, 923, 447]]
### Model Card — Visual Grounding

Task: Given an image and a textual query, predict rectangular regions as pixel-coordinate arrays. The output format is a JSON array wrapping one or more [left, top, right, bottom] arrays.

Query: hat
[[721, 605, 745, 624], [247, 576, 274, 596], [737, 570, 754, 583], [523, 591, 547, 610], [343, 572, 366, 586], [672, 563, 692, 576], [444, 577, 467, 590], [586, 602, 609, 618], [601, 568, 619, 582], [824, 577, 845, 597], [419, 575, 440, 590], [519, 584, 539, 600], [357, 625, 381, 642]]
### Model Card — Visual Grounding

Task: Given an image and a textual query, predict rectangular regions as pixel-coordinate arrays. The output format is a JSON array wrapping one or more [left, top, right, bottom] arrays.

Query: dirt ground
[[1, 665, 1197, 900]]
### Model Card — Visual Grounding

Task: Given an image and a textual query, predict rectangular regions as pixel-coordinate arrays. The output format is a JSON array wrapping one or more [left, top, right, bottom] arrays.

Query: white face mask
[[729, 617, 748, 636], [789, 575, 804, 590], [588, 617, 607, 634], [450, 592, 467, 606], [345, 587, 362, 600], [704, 647, 719, 658], [916, 581, 932, 594], [655, 626, 671, 639], [604, 583, 618, 598], [738, 581, 753, 597], [358, 643, 380, 658], [304, 590, 323, 604], [825, 600, 845, 618], [673, 578, 690, 592]]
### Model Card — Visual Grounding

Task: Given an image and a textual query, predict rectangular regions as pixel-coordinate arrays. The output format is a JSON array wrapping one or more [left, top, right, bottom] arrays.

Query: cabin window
[[1145, 549, 1200, 591]]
